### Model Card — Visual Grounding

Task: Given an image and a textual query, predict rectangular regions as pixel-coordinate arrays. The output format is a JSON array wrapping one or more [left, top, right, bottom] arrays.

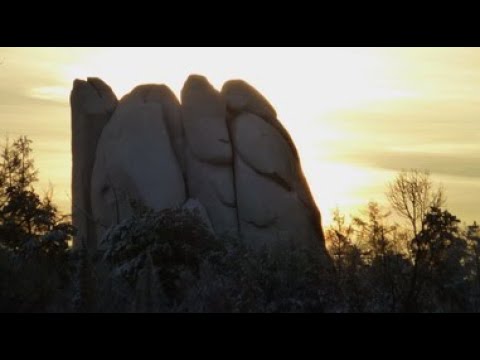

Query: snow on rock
[[182, 198, 215, 234]]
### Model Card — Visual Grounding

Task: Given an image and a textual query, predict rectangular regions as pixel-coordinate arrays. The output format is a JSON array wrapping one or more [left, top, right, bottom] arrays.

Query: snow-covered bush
[[92, 205, 332, 312]]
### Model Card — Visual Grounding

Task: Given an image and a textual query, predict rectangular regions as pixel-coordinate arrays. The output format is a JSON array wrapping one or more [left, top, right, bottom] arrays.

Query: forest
[[0, 136, 479, 313]]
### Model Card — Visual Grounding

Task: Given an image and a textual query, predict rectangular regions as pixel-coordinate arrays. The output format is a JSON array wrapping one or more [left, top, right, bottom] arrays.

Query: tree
[[351, 202, 413, 312], [0, 135, 74, 254], [466, 221, 480, 309], [325, 208, 370, 311], [326, 208, 356, 273], [386, 169, 445, 237], [0, 136, 76, 312], [352, 201, 397, 261], [404, 207, 468, 312]]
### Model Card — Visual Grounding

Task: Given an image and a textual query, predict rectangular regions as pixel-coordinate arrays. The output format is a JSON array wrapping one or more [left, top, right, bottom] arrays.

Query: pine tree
[[0, 136, 74, 254], [0, 136, 74, 312]]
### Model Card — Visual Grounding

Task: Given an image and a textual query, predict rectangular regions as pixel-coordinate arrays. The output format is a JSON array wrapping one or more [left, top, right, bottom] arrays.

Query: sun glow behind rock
[[54, 47, 416, 225], [1, 47, 479, 227]]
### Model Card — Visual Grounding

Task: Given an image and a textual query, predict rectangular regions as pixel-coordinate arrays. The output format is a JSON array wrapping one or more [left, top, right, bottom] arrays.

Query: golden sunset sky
[[0, 47, 478, 226]]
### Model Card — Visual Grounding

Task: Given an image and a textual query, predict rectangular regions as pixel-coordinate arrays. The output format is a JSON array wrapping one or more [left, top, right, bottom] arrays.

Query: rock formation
[[71, 78, 117, 250], [71, 75, 329, 262], [181, 75, 238, 237], [90, 86, 186, 243]]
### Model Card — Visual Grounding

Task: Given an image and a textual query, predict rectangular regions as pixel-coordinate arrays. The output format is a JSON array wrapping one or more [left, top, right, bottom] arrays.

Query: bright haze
[[0, 47, 478, 226]]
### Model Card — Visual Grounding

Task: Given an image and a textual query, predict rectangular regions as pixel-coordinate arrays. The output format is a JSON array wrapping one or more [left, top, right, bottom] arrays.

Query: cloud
[[339, 150, 480, 180], [30, 86, 70, 103]]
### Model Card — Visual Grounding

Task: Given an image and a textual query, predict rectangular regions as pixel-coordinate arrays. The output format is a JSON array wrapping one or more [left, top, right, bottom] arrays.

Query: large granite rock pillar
[[71, 78, 117, 250], [90, 85, 186, 245]]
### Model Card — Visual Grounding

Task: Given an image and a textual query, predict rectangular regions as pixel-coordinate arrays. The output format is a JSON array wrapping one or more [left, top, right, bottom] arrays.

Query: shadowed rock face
[[181, 75, 238, 237], [71, 75, 329, 263], [90, 86, 186, 243], [71, 78, 117, 250]]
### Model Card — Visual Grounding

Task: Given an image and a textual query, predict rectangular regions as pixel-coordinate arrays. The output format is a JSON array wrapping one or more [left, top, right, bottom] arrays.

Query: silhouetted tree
[[466, 221, 480, 310], [0, 136, 74, 312], [326, 208, 356, 273], [0, 136, 74, 255], [404, 207, 467, 311], [352, 202, 411, 312], [353, 202, 396, 261], [387, 169, 445, 237], [325, 208, 371, 311]]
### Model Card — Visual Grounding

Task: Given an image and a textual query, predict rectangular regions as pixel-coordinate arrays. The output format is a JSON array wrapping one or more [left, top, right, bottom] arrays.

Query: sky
[[0, 47, 478, 227]]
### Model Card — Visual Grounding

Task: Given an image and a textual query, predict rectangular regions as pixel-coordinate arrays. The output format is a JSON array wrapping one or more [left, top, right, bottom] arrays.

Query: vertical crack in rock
[[212, 179, 237, 209], [180, 75, 238, 237], [180, 117, 190, 199], [225, 109, 242, 236]]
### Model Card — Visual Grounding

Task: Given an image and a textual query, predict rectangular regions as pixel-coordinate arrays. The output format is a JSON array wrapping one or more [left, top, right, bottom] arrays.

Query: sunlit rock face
[[71, 75, 328, 261]]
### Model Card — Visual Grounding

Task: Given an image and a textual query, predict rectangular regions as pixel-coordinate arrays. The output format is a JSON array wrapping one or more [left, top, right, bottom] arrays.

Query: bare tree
[[386, 169, 445, 237]]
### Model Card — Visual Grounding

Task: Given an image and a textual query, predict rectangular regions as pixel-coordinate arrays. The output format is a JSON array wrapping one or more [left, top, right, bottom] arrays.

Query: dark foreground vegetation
[[0, 136, 479, 312]]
